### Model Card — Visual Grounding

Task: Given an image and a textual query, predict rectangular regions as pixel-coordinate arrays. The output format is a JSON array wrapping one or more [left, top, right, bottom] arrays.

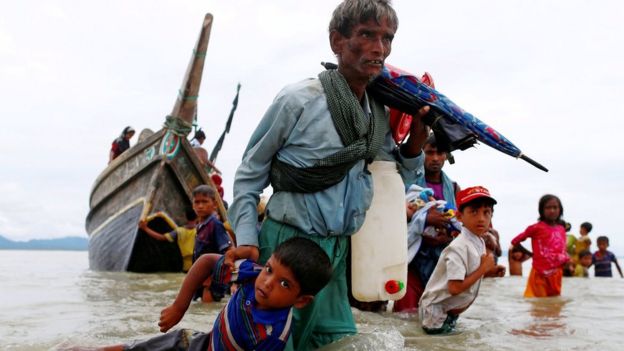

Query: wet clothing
[[164, 226, 196, 272], [422, 313, 458, 335], [259, 218, 354, 351], [193, 214, 231, 301], [193, 214, 231, 261], [228, 76, 423, 350], [210, 257, 293, 350], [511, 221, 568, 275], [572, 235, 591, 263], [593, 250, 618, 277], [572, 263, 588, 277], [229, 77, 423, 248], [419, 227, 485, 330], [124, 257, 293, 351], [524, 267, 563, 297], [395, 172, 457, 313]]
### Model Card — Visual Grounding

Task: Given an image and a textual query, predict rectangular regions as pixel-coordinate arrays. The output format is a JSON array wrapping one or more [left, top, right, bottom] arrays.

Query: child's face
[[456, 205, 493, 236], [580, 254, 593, 267], [254, 256, 311, 310], [511, 251, 524, 261], [542, 198, 561, 223], [598, 240, 609, 252], [192, 193, 216, 219]]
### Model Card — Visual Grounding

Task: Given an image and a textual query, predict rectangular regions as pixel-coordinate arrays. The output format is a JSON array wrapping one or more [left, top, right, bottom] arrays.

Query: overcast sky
[[1, 0, 623, 254]]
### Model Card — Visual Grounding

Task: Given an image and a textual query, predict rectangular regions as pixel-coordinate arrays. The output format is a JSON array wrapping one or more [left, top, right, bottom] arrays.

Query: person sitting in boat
[[138, 208, 198, 273], [109, 126, 135, 163], [189, 129, 206, 148], [78, 237, 332, 351], [191, 185, 233, 303]]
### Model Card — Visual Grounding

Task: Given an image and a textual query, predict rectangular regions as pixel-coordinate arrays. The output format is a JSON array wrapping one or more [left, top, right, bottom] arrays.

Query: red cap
[[455, 186, 497, 209]]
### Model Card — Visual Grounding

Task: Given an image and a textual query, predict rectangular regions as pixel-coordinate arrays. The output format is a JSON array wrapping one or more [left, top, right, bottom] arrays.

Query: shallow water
[[1, 250, 623, 350]]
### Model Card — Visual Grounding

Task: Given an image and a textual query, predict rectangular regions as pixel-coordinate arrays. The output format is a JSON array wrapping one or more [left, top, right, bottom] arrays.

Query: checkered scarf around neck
[[270, 69, 388, 193]]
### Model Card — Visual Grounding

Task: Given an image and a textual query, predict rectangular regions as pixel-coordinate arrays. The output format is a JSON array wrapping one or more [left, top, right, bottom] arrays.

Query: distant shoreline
[[0, 235, 88, 251]]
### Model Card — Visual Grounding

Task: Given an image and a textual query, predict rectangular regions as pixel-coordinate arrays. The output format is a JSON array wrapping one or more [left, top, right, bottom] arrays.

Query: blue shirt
[[229, 78, 424, 246], [193, 214, 231, 261], [210, 257, 292, 351], [593, 250, 617, 277]]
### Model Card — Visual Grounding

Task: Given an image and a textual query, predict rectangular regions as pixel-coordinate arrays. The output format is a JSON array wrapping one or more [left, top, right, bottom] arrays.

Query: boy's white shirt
[[418, 226, 486, 329]]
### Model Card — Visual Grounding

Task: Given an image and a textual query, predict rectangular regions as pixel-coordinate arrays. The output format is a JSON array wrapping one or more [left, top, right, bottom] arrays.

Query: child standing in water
[[592, 236, 624, 278], [511, 194, 569, 297]]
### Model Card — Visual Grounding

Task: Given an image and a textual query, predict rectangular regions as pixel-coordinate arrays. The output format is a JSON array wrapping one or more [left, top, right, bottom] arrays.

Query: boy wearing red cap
[[418, 186, 497, 334]]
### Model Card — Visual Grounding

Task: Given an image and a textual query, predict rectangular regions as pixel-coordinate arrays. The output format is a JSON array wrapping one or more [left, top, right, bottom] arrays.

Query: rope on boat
[[163, 115, 193, 136]]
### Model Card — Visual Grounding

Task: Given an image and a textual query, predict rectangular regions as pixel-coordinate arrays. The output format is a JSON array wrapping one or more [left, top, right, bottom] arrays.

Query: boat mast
[[166, 13, 213, 134]]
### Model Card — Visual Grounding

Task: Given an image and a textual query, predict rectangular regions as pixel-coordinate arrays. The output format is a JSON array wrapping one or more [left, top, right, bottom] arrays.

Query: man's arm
[[400, 106, 430, 158], [159, 253, 222, 332], [228, 93, 301, 247]]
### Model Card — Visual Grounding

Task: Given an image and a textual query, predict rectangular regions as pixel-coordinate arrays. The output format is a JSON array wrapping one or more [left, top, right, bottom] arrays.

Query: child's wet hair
[[185, 208, 198, 221], [538, 194, 564, 224], [578, 250, 592, 258], [272, 237, 333, 296], [597, 236, 609, 245], [458, 197, 496, 213], [581, 222, 593, 233], [192, 184, 217, 200]]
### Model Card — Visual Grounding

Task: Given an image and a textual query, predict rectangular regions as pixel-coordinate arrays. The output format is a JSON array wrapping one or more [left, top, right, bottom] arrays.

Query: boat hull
[[86, 129, 210, 272]]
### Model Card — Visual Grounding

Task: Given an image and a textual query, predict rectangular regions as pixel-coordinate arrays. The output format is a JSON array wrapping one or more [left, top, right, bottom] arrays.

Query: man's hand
[[224, 245, 260, 269], [158, 303, 186, 332], [401, 105, 431, 157], [426, 207, 450, 228]]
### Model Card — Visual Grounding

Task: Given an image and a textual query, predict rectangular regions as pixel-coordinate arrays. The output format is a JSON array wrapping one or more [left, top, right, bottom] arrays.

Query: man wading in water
[[228, 1, 431, 349]]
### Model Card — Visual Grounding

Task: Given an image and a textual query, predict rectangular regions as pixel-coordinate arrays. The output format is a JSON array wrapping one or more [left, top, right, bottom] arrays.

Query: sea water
[[1, 250, 623, 350]]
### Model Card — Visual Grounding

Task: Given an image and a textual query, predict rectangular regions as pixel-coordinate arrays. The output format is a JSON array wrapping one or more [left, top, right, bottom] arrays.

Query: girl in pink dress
[[511, 194, 569, 297]]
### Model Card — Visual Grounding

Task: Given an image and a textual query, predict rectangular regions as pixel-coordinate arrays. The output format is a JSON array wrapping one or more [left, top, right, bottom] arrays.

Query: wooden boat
[[86, 14, 229, 272]]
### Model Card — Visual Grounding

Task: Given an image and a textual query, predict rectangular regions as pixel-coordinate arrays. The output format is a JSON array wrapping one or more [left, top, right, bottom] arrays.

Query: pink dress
[[511, 221, 569, 276]]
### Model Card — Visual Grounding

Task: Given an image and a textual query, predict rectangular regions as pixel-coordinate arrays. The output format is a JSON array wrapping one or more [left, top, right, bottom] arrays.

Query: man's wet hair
[[192, 184, 217, 200], [329, 0, 398, 37], [424, 133, 438, 148], [458, 197, 496, 213], [272, 237, 333, 296], [597, 236, 609, 245], [578, 250, 592, 259], [581, 222, 593, 233]]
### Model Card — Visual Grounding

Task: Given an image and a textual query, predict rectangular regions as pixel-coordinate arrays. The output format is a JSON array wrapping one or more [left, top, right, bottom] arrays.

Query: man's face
[[423, 144, 447, 174], [332, 18, 395, 85]]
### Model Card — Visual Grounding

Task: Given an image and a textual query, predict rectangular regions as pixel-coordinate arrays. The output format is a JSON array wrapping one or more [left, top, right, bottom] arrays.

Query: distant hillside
[[0, 235, 88, 251]]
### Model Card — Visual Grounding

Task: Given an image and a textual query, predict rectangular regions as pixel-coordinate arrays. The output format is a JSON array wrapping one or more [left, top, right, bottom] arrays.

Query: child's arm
[[448, 253, 495, 295], [159, 253, 222, 332], [223, 245, 260, 268], [138, 220, 169, 242], [613, 257, 624, 278]]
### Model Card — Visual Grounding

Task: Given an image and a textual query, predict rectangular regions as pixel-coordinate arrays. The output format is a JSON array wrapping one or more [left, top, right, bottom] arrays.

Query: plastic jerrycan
[[351, 161, 407, 302]]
